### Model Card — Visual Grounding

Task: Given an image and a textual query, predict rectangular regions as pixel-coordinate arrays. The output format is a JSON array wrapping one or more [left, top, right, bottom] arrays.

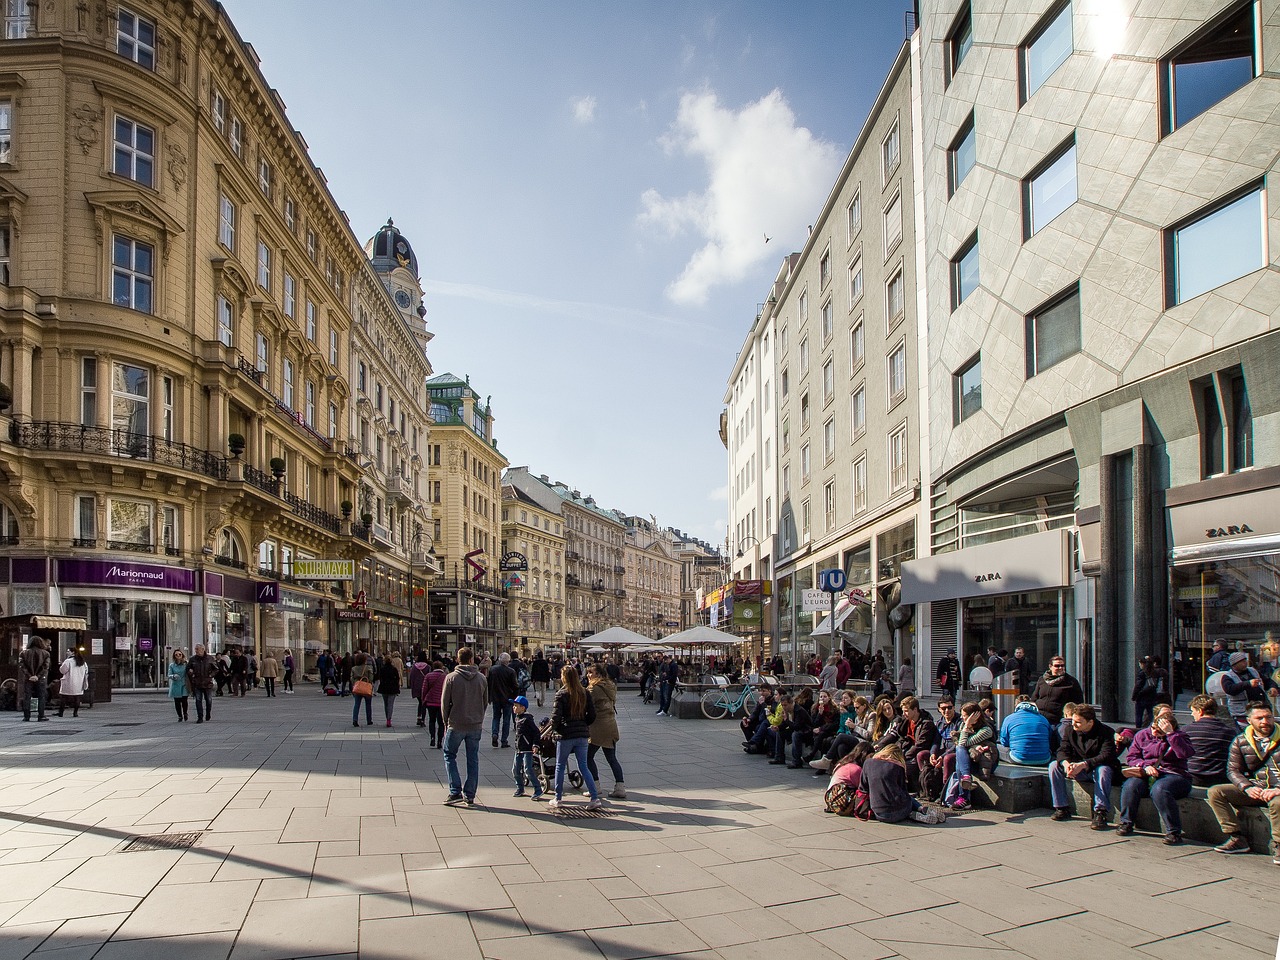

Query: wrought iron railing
[[11, 421, 229, 481], [107, 540, 154, 553], [237, 356, 332, 451], [213, 554, 247, 570], [281, 488, 341, 534], [243, 464, 278, 495], [0, 535, 17, 546], [71, 538, 96, 548]]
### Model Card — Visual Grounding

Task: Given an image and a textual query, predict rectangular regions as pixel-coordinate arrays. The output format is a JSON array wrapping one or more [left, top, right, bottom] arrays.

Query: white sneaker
[[547, 799, 562, 814], [809, 757, 832, 771], [586, 798, 603, 811], [910, 806, 946, 825]]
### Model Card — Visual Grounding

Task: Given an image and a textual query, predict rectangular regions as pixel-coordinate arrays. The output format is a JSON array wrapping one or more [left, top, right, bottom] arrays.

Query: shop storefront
[[203, 571, 259, 658], [259, 585, 332, 678]]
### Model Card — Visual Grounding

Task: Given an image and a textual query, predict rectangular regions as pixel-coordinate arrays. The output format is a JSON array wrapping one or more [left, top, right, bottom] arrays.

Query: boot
[[610, 783, 626, 800]]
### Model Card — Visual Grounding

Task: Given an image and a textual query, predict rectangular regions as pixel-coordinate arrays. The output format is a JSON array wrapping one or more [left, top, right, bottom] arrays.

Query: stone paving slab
[[0, 690, 1276, 959]]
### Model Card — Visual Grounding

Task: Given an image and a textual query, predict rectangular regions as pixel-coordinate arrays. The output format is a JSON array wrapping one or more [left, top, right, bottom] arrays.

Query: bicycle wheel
[[742, 688, 760, 717], [700, 689, 730, 719]]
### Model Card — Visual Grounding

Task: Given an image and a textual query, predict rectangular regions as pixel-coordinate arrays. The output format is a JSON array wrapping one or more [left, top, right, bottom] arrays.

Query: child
[[1058, 702, 1077, 745], [510, 697, 545, 801]]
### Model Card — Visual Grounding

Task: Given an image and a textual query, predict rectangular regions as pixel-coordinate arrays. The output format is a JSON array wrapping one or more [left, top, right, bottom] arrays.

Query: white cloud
[[571, 95, 598, 124], [639, 89, 842, 306], [708, 485, 728, 503]]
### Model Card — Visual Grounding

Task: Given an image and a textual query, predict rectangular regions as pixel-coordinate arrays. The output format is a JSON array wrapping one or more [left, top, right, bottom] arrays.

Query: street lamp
[[734, 536, 768, 669]]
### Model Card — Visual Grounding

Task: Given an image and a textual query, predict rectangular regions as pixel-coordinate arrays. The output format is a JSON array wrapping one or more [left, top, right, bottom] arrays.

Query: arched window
[[0, 502, 18, 544], [216, 527, 245, 568]]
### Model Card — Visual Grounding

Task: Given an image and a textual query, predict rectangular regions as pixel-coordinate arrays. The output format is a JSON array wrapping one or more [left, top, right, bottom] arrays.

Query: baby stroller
[[536, 717, 583, 795]]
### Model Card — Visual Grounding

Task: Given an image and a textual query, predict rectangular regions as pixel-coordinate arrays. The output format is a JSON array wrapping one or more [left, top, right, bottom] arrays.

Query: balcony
[[566, 574, 581, 587], [565, 551, 580, 561], [615, 588, 626, 598], [241, 465, 342, 534], [237, 356, 332, 452], [11, 421, 228, 481], [106, 540, 154, 554], [386, 476, 412, 506], [614, 565, 626, 575]]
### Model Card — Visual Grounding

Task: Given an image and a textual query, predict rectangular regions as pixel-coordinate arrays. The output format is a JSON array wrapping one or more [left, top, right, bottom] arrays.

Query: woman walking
[[548, 666, 601, 813], [421, 660, 446, 747], [281, 649, 294, 693], [586, 663, 626, 799], [351, 652, 374, 727], [378, 655, 401, 727], [57, 648, 89, 718], [260, 649, 280, 697], [168, 649, 190, 721]]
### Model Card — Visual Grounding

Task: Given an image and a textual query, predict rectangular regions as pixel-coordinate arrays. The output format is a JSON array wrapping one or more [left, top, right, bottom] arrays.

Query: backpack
[[824, 782, 875, 820], [514, 665, 530, 694]]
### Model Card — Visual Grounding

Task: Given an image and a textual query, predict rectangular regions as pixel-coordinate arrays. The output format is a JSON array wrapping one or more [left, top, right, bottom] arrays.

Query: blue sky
[[220, 0, 908, 546]]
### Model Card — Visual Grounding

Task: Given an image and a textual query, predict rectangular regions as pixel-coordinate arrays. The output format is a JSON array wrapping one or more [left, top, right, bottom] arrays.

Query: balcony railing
[[0, 535, 18, 546], [237, 356, 332, 451], [565, 551, 580, 561], [614, 565, 626, 575], [213, 554, 247, 570], [106, 540, 154, 553], [71, 538, 96, 548], [11, 421, 229, 481], [566, 574, 581, 587], [240, 465, 341, 534], [243, 464, 279, 495]]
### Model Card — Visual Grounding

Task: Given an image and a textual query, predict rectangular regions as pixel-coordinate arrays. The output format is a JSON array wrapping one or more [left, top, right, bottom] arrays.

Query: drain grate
[[25, 728, 80, 735], [120, 831, 203, 853], [103, 722, 145, 727], [553, 807, 619, 819]]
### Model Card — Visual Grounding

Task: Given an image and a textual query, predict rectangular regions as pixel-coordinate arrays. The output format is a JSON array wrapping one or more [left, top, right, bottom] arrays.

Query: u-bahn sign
[[499, 551, 528, 572]]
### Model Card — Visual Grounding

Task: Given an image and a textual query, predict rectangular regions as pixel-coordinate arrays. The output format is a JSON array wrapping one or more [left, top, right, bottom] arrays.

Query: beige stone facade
[[501, 483, 564, 657], [619, 516, 680, 640]]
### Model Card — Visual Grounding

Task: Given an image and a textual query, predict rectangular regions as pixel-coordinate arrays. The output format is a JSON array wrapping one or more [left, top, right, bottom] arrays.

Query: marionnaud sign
[[57, 558, 194, 593], [499, 551, 528, 572], [291, 559, 354, 581]]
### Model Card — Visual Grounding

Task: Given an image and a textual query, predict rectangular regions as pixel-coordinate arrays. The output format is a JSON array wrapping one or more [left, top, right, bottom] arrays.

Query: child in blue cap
[[511, 696, 545, 800]]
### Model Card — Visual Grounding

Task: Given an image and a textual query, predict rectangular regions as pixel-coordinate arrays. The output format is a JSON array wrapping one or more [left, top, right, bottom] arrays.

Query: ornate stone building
[[619, 516, 680, 640], [501, 482, 564, 656]]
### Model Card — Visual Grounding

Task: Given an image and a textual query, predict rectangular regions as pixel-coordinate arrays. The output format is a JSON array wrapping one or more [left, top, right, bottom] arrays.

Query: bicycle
[[700, 681, 761, 720]]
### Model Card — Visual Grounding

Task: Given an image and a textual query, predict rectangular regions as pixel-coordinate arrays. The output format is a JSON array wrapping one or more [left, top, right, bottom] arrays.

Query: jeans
[[587, 744, 624, 784], [824, 732, 861, 760], [1120, 772, 1192, 835], [444, 728, 481, 800], [659, 681, 673, 713], [1048, 759, 1114, 812], [231, 674, 247, 696], [352, 693, 373, 725], [263, 677, 276, 697], [532, 681, 548, 706], [22, 678, 46, 720], [790, 731, 812, 764], [491, 701, 514, 744], [513, 751, 542, 795], [194, 687, 212, 721], [554, 737, 598, 802], [172, 697, 188, 720], [283, 670, 293, 692], [382, 694, 396, 722]]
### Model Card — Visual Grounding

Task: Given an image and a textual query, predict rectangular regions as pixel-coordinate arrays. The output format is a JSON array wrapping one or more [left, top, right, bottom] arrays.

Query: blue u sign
[[819, 568, 847, 593]]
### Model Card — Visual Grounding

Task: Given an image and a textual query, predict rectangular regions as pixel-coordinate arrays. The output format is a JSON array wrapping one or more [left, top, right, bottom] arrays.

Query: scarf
[[1244, 725, 1280, 787]]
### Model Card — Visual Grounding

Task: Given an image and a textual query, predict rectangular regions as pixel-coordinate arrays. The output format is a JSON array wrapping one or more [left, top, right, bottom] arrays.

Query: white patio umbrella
[[585, 626, 653, 646]]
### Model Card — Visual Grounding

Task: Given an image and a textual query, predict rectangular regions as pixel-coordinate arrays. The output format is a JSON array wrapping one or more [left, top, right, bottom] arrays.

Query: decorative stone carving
[[167, 139, 187, 190], [71, 103, 102, 155]]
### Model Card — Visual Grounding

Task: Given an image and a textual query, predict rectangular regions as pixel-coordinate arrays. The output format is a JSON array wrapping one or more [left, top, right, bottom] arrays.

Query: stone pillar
[[10, 338, 34, 420], [1097, 452, 1118, 720], [1133, 444, 1153, 663]]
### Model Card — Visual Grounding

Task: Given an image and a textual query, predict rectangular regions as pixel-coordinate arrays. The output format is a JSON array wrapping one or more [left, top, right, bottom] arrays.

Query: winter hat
[[1229, 651, 1249, 667]]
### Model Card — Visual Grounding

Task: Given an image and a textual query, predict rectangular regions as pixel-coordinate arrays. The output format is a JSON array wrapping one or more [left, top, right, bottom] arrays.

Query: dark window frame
[[1021, 134, 1077, 240], [1162, 178, 1264, 309], [1018, 0, 1073, 106], [948, 112, 977, 198], [1024, 283, 1082, 378], [953, 352, 982, 425], [946, 3, 974, 86], [1160, 0, 1258, 137], [950, 233, 979, 311]]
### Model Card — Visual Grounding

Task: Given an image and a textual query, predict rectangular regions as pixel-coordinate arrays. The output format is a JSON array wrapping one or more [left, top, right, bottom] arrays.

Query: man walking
[[530, 650, 551, 707], [19, 636, 50, 722], [187, 644, 216, 722], [657, 654, 679, 717], [488, 652, 519, 747], [441, 647, 488, 806], [936, 649, 962, 701]]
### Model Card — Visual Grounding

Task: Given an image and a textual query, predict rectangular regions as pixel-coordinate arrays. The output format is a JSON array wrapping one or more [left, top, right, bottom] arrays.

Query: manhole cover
[[552, 807, 619, 819], [120, 832, 203, 853], [25, 729, 80, 735], [103, 722, 145, 727]]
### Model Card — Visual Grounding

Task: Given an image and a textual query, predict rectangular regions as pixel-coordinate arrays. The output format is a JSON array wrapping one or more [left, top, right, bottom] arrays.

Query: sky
[[219, 0, 909, 547]]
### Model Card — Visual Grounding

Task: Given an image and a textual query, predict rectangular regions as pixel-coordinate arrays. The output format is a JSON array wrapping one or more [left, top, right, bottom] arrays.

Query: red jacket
[[420, 668, 446, 707]]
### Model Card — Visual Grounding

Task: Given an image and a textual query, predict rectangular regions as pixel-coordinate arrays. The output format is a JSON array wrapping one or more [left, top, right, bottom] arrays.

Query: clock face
[[394, 290, 411, 309]]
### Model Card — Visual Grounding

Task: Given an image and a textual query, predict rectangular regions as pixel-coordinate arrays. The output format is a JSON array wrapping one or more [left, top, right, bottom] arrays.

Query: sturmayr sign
[[57, 558, 195, 593], [291, 559, 354, 580]]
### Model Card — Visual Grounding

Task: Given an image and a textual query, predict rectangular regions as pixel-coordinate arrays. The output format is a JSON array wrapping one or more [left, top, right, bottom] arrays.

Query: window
[[1024, 139, 1077, 237], [161, 505, 177, 552], [1021, 2, 1073, 102], [0, 98, 10, 163], [801, 499, 811, 539], [283, 358, 294, 410], [211, 90, 225, 133], [109, 499, 153, 549], [954, 354, 982, 423], [218, 195, 235, 249], [800, 392, 810, 431], [886, 269, 905, 328], [780, 324, 789, 354], [1026, 285, 1082, 377], [3, 0, 28, 38], [76, 495, 97, 543], [851, 384, 866, 438], [848, 257, 863, 305], [799, 337, 809, 375], [256, 332, 268, 374], [948, 3, 973, 81], [329, 328, 339, 366], [117, 7, 155, 69], [283, 273, 296, 318], [81, 357, 97, 426], [799, 291, 808, 326], [0, 224, 8, 285], [821, 300, 834, 344], [284, 196, 296, 233], [305, 301, 316, 341], [357, 361, 366, 393], [112, 235, 153, 312], [1168, 185, 1265, 305], [823, 417, 836, 463], [888, 342, 907, 404], [781, 417, 790, 453], [229, 117, 243, 157], [258, 158, 272, 198], [801, 443, 811, 482], [948, 114, 976, 196], [850, 318, 865, 370], [256, 240, 271, 291], [884, 192, 902, 256], [853, 456, 868, 515], [113, 116, 154, 187], [822, 358, 834, 405], [847, 191, 862, 243], [889, 424, 908, 493], [305, 381, 315, 427], [824, 479, 837, 529], [1164, 2, 1257, 134], [306, 229, 317, 263], [111, 362, 149, 443], [164, 376, 176, 439], [1229, 371, 1253, 472], [951, 234, 979, 309], [1196, 366, 1254, 477], [882, 120, 900, 183], [820, 249, 831, 289], [217, 295, 234, 347]]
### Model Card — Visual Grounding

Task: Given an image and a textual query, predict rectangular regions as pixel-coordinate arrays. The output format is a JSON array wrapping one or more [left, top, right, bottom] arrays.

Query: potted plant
[[340, 500, 353, 519], [269, 457, 286, 479], [0, 382, 11, 413], [360, 512, 373, 528], [228, 433, 246, 457]]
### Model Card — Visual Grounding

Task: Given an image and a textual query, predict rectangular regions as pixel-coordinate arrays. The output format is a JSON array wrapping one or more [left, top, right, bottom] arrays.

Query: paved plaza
[[0, 689, 1276, 960]]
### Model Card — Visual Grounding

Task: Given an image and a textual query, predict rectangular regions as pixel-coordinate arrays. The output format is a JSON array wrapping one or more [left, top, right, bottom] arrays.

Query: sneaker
[[1051, 808, 1071, 821], [910, 806, 946, 825], [1214, 835, 1251, 855], [1164, 832, 1183, 846], [610, 785, 627, 800], [586, 798, 603, 811], [1271, 852, 1279, 865], [1090, 809, 1110, 831], [513, 790, 527, 798], [950, 797, 971, 811], [464, 798, 476, 807], [492, 737, 499, 747], [546, 799, 563, 813], [443, 793, 465, 806], [809, 757, 832, 772], [531, 794, 547, 802], [655, 710, 665, 716], [1117, 822, 1134, 837]]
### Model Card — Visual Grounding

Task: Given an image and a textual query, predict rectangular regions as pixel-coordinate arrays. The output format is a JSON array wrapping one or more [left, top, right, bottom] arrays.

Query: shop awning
[[899, 528, 1070, 605], [810, 593, 868, 637], [21, 615, 87, 631]]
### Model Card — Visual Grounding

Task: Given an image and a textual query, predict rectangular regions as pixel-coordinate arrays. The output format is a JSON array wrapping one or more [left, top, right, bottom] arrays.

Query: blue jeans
[[193, 687, 212, 721], [659, 681, 673, 713], [1120, 772, 1192, 835], [351, 693, 372, 725], [513, 751, 542, 796], [554, 737, 598, 802], [491, 701, 513, 744], [444, 728, 481, 800], [1049, 759, 1114, 812]]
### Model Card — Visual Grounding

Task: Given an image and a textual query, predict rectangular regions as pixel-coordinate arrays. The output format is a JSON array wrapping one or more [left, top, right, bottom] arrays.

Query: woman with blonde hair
[[549, 666, 601, 813], [863, 742, 945, 824]]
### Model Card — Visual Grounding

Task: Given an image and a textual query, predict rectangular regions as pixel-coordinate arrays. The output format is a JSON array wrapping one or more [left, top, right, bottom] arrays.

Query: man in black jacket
[[657, 655, 678, 717], [936, 650, 961, 701], [1032, 655, 1084, 725], [900, 697, 938, 792], [1185, 694, 1235, 786], [529, 651, 551, 706], [1048, 704, 1118, 829], [487, 653, 519, 747], [19, 637, 50, 722], [186, 644, 217, 723]]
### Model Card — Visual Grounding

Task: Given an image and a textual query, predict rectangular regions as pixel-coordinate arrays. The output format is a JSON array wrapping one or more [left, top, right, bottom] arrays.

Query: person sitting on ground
[[1049, 703, 1119, 830], [810, 694, 871, 773], [741, 685, 777, 752], [1186, 693, 1236, 787], [823, 741, 875, 814], [898, 696, 937, 791], [863, 743, 946, 824], [999, 696, 1057, 766], [1118, 704, 1194, 844], [869, 696, 905, 749], [765, 695, 794, 764], [1208, 700, 1280, 861], [784, 695, 814, 769], [942, 702, 998, 809], [1032, 655, 1084, 725], [920, 697, 960, 801]]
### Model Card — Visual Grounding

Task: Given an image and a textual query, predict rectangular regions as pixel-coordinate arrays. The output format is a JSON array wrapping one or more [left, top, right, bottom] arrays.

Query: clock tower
[[364, 218, 432, 353]]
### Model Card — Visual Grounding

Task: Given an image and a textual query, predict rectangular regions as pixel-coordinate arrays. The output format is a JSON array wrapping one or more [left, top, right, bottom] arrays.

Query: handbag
[[824, 782, 858, 816], [352, 678, 374, 698]]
